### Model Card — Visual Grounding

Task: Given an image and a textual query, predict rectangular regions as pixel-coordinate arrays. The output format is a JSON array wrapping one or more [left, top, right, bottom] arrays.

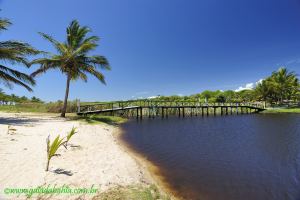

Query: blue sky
[[1, 0, 300, 102]]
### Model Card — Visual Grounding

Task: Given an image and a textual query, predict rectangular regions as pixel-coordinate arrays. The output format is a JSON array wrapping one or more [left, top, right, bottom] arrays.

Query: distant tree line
[[0, 89, 43, 104], [152, 67, 300, 106], [0, 89, 79, 113]]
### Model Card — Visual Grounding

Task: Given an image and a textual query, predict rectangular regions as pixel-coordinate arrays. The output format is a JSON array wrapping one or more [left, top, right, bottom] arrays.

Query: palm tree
[[0, 18, 38, 91], [254, 67, 300, 106], [254, 79, 274, 107], [31, 20, 110, 117], [290, 77, 300, 101], [270, 67, 298, 104]]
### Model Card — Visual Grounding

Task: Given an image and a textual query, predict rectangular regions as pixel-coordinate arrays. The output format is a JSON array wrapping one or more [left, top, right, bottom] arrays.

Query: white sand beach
[[0, 113, 150, 200]]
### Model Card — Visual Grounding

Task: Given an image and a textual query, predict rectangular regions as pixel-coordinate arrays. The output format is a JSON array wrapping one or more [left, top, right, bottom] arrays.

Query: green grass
[[92, 184, 170, 200], [80, 101, 109, 105], [0, 104, 48, 113], [0, 101, 82, 113], [71, 114, 127, 125], [262, 107, 300, 113]]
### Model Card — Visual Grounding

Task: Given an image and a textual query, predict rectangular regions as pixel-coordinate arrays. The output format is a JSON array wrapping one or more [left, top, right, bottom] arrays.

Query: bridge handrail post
[[77, 99, 80, 113]]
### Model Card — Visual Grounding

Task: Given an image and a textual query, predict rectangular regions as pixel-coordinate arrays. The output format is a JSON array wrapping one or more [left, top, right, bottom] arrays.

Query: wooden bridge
[[77, 100, 265, 118]]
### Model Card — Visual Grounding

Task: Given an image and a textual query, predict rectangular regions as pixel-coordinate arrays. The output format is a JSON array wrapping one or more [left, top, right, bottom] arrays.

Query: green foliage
[[46, 100, 77, 113], [46, 135, 65, 171], [151, 67, 299, 107], [31, 96, 43, 103], [254, 67, 299, 104], [156, 89, 257, 103], [64, 127, 77, 148], [0, 89, 45, 104], [263, 108, 300, 113], [216, 94, 226, 103], [0, 100, 78, 113], [0, 103, 47, 112], [75, 114, 126, 125], [46, 127, 77, 171]]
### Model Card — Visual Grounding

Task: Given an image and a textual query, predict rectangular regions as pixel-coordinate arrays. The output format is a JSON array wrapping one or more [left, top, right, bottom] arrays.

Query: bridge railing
[[78, 100, 265, 113], [79, 103, 113, 113]]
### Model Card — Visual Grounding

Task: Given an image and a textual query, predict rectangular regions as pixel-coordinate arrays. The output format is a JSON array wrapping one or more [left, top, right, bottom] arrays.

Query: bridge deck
[[77, 106, 140, 115], [77, 102, 265, 116]]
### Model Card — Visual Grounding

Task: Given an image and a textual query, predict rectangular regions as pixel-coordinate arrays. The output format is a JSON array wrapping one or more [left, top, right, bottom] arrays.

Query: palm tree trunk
[[61, 74, 71, 117]]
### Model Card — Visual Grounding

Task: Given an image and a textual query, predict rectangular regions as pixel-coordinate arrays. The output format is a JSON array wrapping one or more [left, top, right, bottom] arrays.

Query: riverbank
[[0, 112, 167, 199], [262, 107, 300, 113]]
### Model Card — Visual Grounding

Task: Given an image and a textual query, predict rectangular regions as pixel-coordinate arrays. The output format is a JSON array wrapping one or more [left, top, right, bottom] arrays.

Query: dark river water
[[120, 114, 300, 200]]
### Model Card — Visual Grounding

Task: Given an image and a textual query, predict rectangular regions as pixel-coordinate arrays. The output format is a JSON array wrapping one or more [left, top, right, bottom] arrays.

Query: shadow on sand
[[53, 168, 73, 176], [0, 115, 61, 126]]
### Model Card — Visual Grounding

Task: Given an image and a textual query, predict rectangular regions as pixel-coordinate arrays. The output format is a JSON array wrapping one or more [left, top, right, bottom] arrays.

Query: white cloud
[[147, 96, 159, 99], [256, 79, 263, 85], [234, 79, 264, 92], [235, 83, 254, 92]]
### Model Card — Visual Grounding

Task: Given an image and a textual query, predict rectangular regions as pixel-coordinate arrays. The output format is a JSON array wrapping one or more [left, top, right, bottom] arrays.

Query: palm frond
[[0, 64, 35, 84], [81, 65, 106, 84], [67, 20, 90, 49], [72, 42, 98, 55], [81, 36, 99, 44], [0, 18, 11, 31], [0, 41, 40, 66], [77, 71, 88, 82], [0, 65, 34, 91], [86, 55, 111, 70], [30, 57, 62, 77], [38, 32, 67, 54]]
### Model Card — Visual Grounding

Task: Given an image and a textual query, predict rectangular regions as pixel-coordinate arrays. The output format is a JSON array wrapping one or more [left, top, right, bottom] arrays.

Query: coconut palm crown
[[31, 20, 110, 117], [254, 67, 299, 104], [0, 18, 38, 91]]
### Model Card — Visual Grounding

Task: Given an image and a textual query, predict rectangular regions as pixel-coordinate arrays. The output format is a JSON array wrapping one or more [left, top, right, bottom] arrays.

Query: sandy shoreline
[[0, 112, 152, 199]]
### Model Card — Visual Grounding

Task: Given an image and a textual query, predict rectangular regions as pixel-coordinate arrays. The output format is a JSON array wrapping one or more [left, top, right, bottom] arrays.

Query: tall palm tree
[[0, 18, 38, 91], [31, 20, 110, 117], [270, 67, 298, 103]]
